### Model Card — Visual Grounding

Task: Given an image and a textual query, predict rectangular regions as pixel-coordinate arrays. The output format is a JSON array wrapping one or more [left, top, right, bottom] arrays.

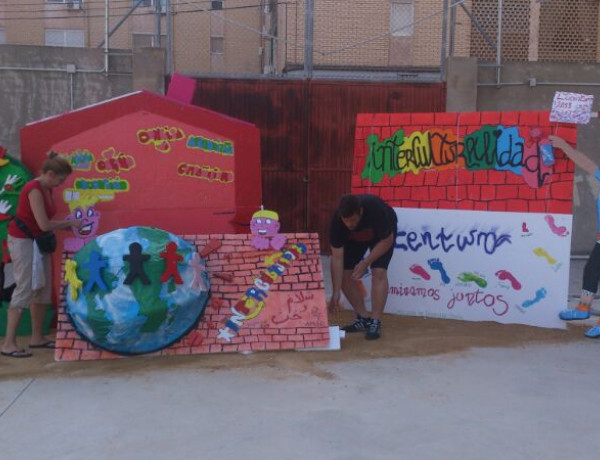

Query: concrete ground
[[1, 257, 599, 460]]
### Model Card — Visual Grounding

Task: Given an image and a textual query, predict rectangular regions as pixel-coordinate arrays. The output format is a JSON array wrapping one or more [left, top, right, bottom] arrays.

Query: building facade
[[0, 0, 598, 77]]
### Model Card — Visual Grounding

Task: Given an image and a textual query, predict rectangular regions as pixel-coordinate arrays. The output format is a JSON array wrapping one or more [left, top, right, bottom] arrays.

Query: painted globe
[[65, 226, 210, 354]]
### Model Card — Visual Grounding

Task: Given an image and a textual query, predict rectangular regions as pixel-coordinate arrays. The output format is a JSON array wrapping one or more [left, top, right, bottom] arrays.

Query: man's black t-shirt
[[329, 194, 396, 248]]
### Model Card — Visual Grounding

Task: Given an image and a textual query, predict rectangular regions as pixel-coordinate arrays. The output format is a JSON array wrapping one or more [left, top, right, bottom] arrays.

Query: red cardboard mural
[[55, 232, 330, 361], [350, 110, 577, 329], [20, 90, 261, 237], [20, 91, 262, 303], [352, 111, 576, 212]]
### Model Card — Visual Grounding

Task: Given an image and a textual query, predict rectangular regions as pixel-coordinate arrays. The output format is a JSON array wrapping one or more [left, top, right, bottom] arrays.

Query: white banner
[[550, 91, 594, 124], [362, 208, 572, 329]]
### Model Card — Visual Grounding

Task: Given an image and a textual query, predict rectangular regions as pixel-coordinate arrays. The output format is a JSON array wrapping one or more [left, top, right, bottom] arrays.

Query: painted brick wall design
[[55, 233, 329, 361], [352, 111, 577, 214]]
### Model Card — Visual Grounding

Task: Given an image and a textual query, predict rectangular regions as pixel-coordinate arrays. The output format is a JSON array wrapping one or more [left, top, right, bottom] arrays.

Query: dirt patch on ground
[[0, 311, 588, 381]]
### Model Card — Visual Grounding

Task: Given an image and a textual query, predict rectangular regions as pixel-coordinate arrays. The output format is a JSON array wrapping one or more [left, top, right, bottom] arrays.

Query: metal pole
[[155, 0, 162, 47], [449, 0, 457, 56], [304, 0, 314, 78], [104, 0, 109, 73], [166, 0, 172, 73], [441, 0, 449, 81], [496, 0, 503, 87], [98, 0, 146, 48]]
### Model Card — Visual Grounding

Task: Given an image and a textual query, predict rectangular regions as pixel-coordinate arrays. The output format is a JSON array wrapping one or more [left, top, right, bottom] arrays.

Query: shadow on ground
[[0, 310, 589, 382]]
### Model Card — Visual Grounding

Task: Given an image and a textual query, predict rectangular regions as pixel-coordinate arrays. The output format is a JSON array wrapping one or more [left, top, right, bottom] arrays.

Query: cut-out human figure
[[189, 252, 208, 291], [123, 242, 151, 285], [250, 207, 287, 250], [328, 194, 398, 341], [64, 259, 83, 301], [82, 250, 108, 293], [549, 135, 600, 338], [64, 195, 101, 252], [159, 241, 183, 285]]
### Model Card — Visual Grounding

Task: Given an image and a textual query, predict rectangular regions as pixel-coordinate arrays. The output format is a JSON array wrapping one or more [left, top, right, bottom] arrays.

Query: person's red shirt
[[8, 179, 57, 238]]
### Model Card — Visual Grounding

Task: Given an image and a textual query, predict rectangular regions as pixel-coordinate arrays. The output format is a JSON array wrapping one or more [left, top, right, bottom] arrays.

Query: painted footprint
[[533, 247, 557, 266], [427, 258, 450, 284], [544, 215, 569, 237], [457, 272, 488, 288], [495, 269, 522, 290], [522, 287, 547, 308], [410, 264, 431, 280]]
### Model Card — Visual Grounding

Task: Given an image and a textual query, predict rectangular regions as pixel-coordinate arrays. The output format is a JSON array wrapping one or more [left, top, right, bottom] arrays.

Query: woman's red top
[[8, 179, 56, 238]]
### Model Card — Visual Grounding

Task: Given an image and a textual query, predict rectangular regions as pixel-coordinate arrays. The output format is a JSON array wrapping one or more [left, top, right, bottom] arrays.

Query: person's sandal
[[29, 340, 55, 349], [1, 349, 33, 358]]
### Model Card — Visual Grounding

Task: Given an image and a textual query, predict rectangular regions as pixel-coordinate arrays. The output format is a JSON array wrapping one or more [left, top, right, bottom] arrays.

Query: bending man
[[328, 194, 397, 340]]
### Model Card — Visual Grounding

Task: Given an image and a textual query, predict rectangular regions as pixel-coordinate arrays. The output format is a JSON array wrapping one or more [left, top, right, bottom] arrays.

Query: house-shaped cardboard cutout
[[20, 90, 261, 240]]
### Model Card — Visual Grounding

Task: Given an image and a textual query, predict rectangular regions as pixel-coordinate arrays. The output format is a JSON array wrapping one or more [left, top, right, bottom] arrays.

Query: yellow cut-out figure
[[64, 259, 83, 300]]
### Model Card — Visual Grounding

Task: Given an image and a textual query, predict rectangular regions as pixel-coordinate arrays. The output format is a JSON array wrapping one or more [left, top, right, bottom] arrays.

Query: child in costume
[[549, 135, 600, 338]]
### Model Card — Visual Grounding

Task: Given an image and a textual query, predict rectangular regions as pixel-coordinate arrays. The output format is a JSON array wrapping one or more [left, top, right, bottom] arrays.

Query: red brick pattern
[[353, 111, 577, 214], [54, 233, 329, 361]]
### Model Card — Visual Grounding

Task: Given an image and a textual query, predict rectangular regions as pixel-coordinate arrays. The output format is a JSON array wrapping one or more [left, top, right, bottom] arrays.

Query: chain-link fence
[[0, 1, 598, 80]]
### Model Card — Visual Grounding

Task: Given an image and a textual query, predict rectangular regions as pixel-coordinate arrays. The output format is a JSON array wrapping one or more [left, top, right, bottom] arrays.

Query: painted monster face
[[70, 206, 101, 238], [250, 217, 280, 238]]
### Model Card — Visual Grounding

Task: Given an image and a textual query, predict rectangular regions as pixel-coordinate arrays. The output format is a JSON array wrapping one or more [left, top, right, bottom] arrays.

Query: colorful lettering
[[177, 162, 234, 183], [362, 125, 552, 188], [186, 135, 234, 155], [64, 149, 94, 171], [137, 126, 186, 153], [74, 177, 130, 192], [95, 147, 136, 174], [218, 242, 308, 342]]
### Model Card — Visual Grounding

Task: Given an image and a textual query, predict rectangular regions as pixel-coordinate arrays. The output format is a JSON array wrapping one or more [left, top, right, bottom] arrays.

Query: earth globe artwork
[[65, 226, 210, 355]]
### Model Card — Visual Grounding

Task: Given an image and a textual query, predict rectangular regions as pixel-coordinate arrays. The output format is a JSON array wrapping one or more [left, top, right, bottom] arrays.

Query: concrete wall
[[447, 57, 600, 254], [0, 45, 164, 162]]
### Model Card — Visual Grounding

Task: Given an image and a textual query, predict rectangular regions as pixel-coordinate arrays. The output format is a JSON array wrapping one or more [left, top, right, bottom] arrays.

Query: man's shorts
[[343, 214, 398, 271]]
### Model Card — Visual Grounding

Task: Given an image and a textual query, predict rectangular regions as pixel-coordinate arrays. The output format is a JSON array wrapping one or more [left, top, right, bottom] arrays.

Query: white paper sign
[[550, 92, 594, 124], [361, 208, 571, 329]]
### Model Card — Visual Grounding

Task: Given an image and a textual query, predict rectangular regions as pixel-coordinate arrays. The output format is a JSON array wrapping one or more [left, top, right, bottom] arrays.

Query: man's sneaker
[[365, 319, 381, 340], [341, 316, 370, 333]]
